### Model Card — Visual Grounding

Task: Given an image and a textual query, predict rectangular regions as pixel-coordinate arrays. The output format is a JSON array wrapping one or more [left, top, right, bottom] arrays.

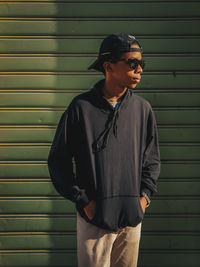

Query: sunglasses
[[117, 58, 145, 70]]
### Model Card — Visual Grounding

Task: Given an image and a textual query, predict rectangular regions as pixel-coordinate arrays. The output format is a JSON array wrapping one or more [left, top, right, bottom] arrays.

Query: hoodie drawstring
[[93, 109, 119, 152]]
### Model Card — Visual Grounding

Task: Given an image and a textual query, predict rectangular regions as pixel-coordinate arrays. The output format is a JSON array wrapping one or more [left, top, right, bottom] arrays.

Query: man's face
[[107, 45, 143, 89]]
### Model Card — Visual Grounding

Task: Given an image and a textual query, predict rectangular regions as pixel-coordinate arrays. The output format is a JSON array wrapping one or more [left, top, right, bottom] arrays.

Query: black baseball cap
[[88, 33, 143, 72]]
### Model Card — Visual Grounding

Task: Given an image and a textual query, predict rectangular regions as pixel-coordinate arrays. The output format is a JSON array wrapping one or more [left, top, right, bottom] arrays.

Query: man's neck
[[102, 80, 127, 102]]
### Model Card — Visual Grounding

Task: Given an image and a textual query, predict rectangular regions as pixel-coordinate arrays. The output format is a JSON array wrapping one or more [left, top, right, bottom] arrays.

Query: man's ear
[[103, 61, 112, 72]]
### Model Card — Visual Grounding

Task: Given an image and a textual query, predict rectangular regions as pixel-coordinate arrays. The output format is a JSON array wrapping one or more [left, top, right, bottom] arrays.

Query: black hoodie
[[48, 79, 160, 231]]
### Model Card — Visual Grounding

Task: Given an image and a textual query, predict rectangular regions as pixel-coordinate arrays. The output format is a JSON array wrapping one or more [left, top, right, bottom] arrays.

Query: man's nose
[[135, 64, 143, 74]]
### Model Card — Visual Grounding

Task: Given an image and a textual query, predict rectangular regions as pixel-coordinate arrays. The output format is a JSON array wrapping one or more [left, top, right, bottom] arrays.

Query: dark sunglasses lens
[[128, 59, 145, 70], [140, 60, 145, 69], [128, 59, 137, 70]]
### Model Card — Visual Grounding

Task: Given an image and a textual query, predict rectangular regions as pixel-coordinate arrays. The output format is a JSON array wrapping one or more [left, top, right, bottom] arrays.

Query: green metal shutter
[[0, 1, 200, 266]]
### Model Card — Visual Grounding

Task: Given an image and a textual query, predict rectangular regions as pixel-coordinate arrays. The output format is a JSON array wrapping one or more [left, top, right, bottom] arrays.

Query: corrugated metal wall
[[0, 0, 200, 266]]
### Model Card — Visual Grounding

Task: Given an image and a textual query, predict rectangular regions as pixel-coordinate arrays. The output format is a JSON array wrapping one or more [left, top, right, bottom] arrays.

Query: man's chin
[[129, 83, 138, 89]]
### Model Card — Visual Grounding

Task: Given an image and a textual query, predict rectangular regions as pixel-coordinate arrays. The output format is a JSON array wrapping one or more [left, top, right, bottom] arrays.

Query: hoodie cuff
[[140, 187, 152, 199], [71, 186, 90, 209], [76, 192, 90, 209]]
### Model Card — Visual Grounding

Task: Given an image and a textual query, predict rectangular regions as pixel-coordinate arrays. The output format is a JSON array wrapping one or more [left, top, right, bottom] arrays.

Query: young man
[[48, 33, 160, 267]]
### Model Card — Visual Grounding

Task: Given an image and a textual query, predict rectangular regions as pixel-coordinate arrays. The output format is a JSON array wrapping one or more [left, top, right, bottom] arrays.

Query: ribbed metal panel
[[0, 1, 199, 266]]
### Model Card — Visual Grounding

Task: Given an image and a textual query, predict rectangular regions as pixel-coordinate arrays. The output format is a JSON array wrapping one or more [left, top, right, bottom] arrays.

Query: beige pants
[[77, 212, 142, 267]]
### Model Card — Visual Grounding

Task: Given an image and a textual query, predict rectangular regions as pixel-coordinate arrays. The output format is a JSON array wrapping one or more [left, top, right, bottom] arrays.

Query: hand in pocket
[[140, 197, 147, 213], [84, 200, 96, 220]]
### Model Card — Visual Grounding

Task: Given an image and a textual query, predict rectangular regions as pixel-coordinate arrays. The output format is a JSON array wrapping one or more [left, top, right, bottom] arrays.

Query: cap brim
[[88, 57, 103, 71]]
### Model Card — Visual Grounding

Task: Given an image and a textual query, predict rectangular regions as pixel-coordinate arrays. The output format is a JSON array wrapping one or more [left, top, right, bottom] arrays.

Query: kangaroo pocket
[[91, 196, 144, 231]]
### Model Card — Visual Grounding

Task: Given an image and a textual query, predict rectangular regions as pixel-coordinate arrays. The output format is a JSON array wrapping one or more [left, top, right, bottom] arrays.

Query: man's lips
[[132, 77, 141, 83]]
